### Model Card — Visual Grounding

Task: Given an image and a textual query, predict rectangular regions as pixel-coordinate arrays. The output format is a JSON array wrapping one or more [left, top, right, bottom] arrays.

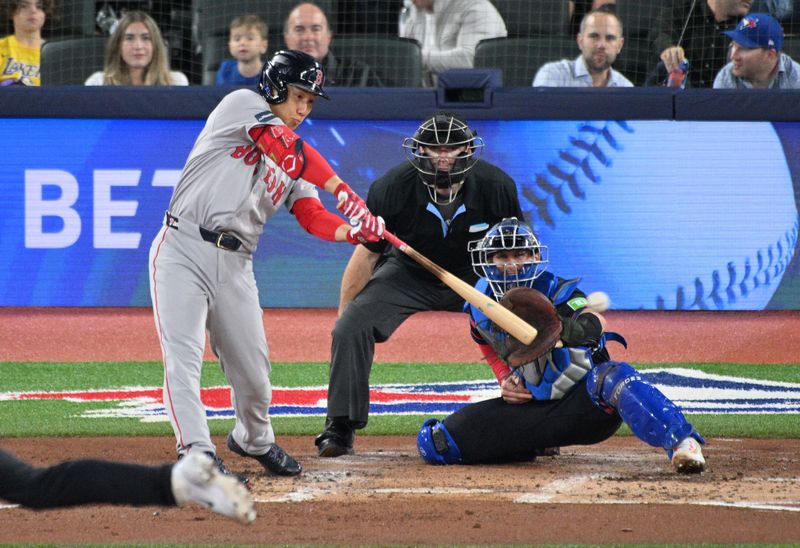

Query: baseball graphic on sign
[[507, 120, 798, 310]]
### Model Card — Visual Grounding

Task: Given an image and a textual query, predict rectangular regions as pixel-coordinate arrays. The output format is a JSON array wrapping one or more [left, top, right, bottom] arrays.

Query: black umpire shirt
[[363, 160, 524, 285]]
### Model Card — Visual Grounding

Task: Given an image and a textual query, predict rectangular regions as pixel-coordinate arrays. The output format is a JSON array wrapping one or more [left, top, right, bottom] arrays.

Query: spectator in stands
[[750, 0, 793, 20], [85, 11, 188, 85], [216, 15, 268, 86], [284, 2, 382, 87], [569, 0, 616, 36], [714, 12, 800, 88], [649, 0, 752, 88], [0, 0, 53, 86], [398, 0, 507, 87], [533, 9, 633, 87]]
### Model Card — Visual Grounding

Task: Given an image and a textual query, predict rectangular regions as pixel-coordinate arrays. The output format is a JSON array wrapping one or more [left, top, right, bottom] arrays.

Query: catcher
[[416, 217, 706, 474]]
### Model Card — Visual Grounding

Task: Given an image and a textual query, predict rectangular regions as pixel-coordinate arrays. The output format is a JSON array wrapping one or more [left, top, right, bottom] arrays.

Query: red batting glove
[[345, 213, 385, 245], [335, 182, 367, 220]]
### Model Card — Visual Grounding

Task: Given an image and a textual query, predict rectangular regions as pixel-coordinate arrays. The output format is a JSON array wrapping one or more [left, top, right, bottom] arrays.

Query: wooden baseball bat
[[382, 230, 538, 345]]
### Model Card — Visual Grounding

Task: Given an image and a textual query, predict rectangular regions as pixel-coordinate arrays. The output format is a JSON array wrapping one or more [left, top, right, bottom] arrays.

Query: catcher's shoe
[[226, 433, 302, 476], [171, 452, 256, 524], [671, 436, 705, 474], [315, 418, 355, 458]]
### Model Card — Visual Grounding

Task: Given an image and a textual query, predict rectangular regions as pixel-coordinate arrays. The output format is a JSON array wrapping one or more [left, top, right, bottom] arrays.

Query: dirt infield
[[1, 308, 799, 545], [2, 307, 800, 363], [1, 436, 799, 545]]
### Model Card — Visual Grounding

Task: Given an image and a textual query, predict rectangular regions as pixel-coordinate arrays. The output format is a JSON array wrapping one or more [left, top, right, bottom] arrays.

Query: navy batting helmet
[[258, 50, 330, 105], [468, 218, 548, 299], [402, 112, 484, 204]]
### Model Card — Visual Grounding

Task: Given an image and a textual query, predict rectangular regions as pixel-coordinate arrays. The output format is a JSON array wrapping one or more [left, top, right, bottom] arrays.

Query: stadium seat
[[615, 0, 662, 38], [614, 0, 663, 86], [490, 0, 570, 37], [47, 0, 97, 39], [780, 36, 800, 63], [200, 35, 230, 85], [474, 36, 576, 87], [40, 36, 106, 85], [329, 36, 422, 87]]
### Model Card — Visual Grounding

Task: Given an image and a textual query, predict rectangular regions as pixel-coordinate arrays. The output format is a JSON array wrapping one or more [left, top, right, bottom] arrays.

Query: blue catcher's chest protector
[[468, 273, 616, 401]]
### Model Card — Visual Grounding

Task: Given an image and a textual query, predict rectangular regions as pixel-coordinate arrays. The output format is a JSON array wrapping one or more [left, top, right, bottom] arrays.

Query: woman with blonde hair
[[85, 11, 188, 85]]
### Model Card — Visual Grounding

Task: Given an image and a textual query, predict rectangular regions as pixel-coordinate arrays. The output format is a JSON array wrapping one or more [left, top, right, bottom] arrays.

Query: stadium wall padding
[[2, 87, 799, 309]]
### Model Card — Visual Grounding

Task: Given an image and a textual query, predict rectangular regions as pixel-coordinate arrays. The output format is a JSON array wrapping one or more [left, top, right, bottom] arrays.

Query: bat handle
[[382, 230, 407, 252]]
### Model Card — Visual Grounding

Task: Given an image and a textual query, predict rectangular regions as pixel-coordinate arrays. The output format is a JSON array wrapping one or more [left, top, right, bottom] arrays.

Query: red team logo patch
[[741, 16, 758, 28]]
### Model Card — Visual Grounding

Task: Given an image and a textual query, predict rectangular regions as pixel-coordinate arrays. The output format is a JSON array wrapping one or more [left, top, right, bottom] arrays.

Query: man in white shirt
[[533, 9, 633, 87], [399, 0, 507, 86]]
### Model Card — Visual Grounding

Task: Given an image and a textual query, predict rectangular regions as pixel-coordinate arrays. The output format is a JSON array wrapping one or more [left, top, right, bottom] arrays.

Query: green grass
[[0, 360, 798, 438]]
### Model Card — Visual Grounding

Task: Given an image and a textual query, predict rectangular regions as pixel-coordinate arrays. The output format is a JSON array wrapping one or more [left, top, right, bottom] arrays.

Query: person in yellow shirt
[[0, 0, 53, 86]]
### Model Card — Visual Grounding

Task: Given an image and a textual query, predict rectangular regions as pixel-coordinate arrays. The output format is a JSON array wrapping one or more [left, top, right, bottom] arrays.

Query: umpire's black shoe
[[315, 417, 355, 458], [226, 433, 302, 476]]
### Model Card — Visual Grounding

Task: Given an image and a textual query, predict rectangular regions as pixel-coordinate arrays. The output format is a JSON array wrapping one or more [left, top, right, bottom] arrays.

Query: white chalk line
[[514, 499, 800, 513], [249, 471, 800, 513]]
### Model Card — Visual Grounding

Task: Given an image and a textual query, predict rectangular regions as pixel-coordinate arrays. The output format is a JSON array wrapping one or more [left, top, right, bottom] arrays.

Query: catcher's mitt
[[499, 287, 562, 367]]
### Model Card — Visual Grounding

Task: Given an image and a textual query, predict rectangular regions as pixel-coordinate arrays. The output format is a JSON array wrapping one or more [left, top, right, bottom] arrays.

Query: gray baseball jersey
[[169, 88, 319, 252], [149, 88, 319, 458]]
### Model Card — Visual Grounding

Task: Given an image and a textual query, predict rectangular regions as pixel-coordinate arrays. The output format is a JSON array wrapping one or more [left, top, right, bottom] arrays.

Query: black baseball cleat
[[226, 433, 302, 476], [315, 417, 355, 457]]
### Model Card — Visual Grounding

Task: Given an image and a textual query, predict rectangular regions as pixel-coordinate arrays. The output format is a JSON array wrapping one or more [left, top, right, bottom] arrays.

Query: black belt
[[166, 212, 243, 251], [199, 226, 243, 251]]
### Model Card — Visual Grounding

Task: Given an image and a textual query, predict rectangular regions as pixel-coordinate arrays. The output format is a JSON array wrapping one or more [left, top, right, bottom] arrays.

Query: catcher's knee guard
[[585, 361, 702, 452], [416, 418, 462, 465]]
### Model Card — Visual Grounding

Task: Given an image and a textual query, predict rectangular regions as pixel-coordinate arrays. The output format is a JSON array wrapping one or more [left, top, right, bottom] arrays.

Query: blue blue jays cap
[[723, 13, 784, 51]]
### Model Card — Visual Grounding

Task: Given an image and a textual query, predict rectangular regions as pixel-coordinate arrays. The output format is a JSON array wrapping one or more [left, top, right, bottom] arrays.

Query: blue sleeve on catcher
[[585, 361, 702, 452], [417, 418, 462, 465]]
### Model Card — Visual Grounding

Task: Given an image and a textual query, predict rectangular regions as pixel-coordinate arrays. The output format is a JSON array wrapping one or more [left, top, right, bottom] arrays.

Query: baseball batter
[[416, 218, 706, 474], [148, 50, 383, 479]]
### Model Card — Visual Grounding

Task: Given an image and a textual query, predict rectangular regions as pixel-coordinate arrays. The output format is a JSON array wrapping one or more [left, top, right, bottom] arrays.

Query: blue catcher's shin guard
[[416, 418, 462, 465], [586, 361, 702, 452]]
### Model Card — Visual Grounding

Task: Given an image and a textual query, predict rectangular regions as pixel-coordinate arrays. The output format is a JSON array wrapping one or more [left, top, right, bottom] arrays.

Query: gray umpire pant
[[327, 256, 466, 426]]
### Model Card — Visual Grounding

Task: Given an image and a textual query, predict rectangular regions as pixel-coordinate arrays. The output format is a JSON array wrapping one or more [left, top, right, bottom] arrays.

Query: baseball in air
[[586, 291, 610, 312]]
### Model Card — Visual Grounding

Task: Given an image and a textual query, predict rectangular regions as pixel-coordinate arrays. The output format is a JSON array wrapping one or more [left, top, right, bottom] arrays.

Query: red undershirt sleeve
[[300, 143, 337, 188], [291, 197, 344, 241], [478, 342, 511, 384]]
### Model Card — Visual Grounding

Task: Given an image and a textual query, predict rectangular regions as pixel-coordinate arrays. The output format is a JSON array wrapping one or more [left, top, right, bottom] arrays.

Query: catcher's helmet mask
[[402, 112, 484, 205], [258, 49, 330, 105], [469, 217, 548, 300]]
